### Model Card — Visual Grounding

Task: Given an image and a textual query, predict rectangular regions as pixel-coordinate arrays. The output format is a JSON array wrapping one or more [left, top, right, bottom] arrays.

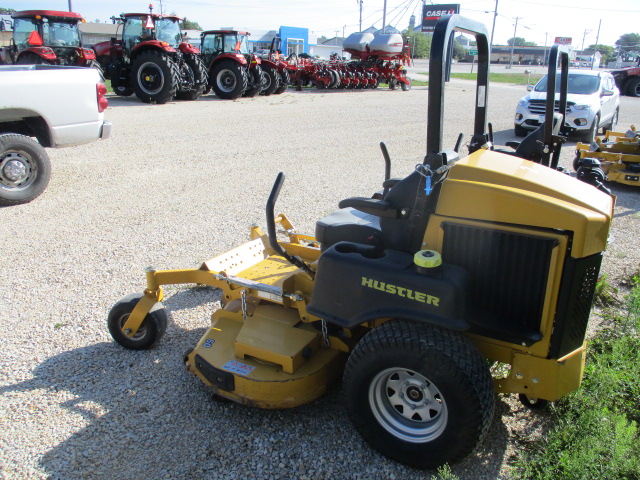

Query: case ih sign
[[554, 37, 572, 46], [422, 4, 460, 32]]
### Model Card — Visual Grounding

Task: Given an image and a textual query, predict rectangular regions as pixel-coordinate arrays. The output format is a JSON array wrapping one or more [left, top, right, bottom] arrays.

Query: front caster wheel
[[344, 320, 495, 469], [107, 293, 168, 350]]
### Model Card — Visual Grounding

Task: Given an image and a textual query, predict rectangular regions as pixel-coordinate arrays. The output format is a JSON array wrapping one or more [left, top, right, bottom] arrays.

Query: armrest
[[382, 177, 402, 189], [338, 197, 401, 218]]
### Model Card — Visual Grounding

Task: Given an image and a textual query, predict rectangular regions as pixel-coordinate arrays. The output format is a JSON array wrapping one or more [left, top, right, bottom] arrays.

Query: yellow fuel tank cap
[[414, 250, 442, 268]]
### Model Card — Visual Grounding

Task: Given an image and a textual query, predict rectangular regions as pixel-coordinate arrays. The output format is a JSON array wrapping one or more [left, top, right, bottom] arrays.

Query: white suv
[[514, 70, 620, 142]]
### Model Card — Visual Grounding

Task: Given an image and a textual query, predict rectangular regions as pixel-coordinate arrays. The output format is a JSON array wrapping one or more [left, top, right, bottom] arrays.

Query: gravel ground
[[1, 79, 639, 480]]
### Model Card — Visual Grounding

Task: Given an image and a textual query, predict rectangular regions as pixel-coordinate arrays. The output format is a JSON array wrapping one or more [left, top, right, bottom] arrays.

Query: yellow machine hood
[[436, 150, 614, 257]]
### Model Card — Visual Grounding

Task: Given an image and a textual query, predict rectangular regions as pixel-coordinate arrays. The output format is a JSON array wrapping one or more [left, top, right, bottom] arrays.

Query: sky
[[1, 0, 639, 49]]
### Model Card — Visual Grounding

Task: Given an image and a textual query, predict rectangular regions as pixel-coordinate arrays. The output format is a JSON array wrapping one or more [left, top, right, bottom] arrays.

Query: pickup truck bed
[[0, 65, 111, 205]]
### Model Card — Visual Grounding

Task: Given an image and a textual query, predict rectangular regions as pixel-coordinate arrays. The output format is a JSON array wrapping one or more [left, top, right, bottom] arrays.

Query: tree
[[615, 33, 640, 54], [453, 39, 467, 61], [402, 30, 431, 59], [180, 17, 201, 30], [0, 7, 16, 14], [586, 44, 616, 65], [507, 37, 537, 47]]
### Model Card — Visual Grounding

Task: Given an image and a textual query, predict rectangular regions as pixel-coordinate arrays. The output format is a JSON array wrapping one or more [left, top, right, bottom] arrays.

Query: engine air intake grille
[[442, 223, 557, 343]]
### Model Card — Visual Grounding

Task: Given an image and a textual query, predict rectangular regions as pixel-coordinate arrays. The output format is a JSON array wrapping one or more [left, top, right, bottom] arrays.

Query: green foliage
[[587, 44, 616, 65], [0, 7, 16, 14], [512, 284, 640, 480], [615, 33, 640, 54], [452, 39, 467, 61], [507, 36, 537, 47], [449, 72, 543, 85], [430, 464, 460, 480], [594, 274, 618, 306], [403, 30, 431, 59], [180, 17, 201, 30]]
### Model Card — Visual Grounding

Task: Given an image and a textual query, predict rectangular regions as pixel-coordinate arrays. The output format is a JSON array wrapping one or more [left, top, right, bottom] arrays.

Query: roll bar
[[427, 15, 489, 160]]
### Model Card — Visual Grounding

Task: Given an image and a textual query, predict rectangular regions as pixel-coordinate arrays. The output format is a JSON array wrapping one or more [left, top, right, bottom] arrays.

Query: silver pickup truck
[[0, 65, 112, 205]]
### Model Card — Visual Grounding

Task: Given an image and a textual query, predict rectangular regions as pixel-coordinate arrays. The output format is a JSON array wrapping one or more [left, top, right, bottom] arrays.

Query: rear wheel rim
[[0, 151, 36, 190], [138, 62, 165, 95], [216, 69, 237, 93], [369, 367, 448, 443]]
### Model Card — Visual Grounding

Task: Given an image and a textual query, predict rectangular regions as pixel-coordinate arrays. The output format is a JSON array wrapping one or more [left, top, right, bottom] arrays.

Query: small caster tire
[[107, 293, 167, 350]]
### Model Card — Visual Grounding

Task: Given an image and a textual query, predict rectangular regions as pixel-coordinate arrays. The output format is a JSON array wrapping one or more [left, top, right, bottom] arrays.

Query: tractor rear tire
[[211, 61, 248, 100], [626, 77, 640, 97], [16, 53, 49, 65], [0, 134, 51, 206], [131, 52, 179, 104], [176, 54, 208, 100], [260, 64, 280, 96], [243, 67, 262, 97], [107, 293, 168, 350], [275, 69, 290, 94], [343, 320, 495, 470]]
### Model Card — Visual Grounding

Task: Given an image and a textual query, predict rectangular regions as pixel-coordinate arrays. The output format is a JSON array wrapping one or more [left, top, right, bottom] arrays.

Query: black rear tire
[[131, 52, 179, 104], [243, 66, 262, 97], [107, 293, 168, 350], [344, 320, 495, 469], [176, 53, 208, 100], [626, 77, 640, 97], [275, 69, 290, 94], [16, 53, 49, 65], [210, 60, 248, 100], [260, 64, 280, 96], [0, 134, 51, 206]]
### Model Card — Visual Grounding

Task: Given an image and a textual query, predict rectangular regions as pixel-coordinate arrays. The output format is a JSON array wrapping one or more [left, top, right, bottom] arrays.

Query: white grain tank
[[343, 32, 375, 52], [369, 33, 403, 54]]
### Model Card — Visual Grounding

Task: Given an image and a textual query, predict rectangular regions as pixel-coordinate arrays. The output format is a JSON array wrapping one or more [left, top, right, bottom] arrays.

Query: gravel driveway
[[1, 80, 639, 480]]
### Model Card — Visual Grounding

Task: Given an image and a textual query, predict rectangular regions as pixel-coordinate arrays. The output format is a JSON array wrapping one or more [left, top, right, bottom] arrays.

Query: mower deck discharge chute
[[107, 15, 614, 469]]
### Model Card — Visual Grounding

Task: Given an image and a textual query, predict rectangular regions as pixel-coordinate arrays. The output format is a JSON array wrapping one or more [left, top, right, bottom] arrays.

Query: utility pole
[[358, 0, 363, 32], [581, 29, 592, 52], [489, 0, 498, 54], [68, 0, 73, 11], [382, 0, 387, 33], [543, 32, 548, 66], [508, 17, 521, 69]]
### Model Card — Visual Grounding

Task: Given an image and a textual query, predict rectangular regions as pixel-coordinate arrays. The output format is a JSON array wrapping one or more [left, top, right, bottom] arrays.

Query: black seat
[[315, 170, 427, 252]]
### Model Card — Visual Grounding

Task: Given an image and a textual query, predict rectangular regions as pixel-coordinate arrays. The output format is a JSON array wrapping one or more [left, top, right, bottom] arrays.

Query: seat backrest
[[513, 112, 563, 162], [378, 170, 426, 252]]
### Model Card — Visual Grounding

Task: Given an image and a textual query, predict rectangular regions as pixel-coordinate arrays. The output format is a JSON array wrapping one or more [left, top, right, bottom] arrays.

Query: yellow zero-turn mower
[[107, 15, 614, 469], [574, 129, 640, 189]]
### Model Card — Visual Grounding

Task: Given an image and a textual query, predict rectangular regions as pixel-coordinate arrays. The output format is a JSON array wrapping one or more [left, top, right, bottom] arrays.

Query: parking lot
[[1, 81, 639, 479]]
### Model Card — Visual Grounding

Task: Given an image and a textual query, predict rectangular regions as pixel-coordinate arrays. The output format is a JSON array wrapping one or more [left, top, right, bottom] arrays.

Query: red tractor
[[200, 30, 285, 99], [93, 7, 207, 104], [0, 10, 97, 68]]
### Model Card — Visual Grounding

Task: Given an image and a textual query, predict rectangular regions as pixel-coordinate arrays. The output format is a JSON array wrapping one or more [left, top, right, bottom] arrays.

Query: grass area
[[418, 72, 543, 85], [511, 277, 640, 480]]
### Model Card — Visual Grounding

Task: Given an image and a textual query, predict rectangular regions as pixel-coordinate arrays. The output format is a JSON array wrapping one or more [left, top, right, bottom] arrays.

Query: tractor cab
[[200, 30, 251, 66], [8, 10, 95, 66], [121, 13, 183, 55]]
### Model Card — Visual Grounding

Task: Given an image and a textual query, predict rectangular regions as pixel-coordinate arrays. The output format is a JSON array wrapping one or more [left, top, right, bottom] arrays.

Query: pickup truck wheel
[[0, 134, 51, 206], [107, 293, 168, 350], [131, 52, 179, 104], [211, 61, 248, 100], [344, 320, 495, 469]]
